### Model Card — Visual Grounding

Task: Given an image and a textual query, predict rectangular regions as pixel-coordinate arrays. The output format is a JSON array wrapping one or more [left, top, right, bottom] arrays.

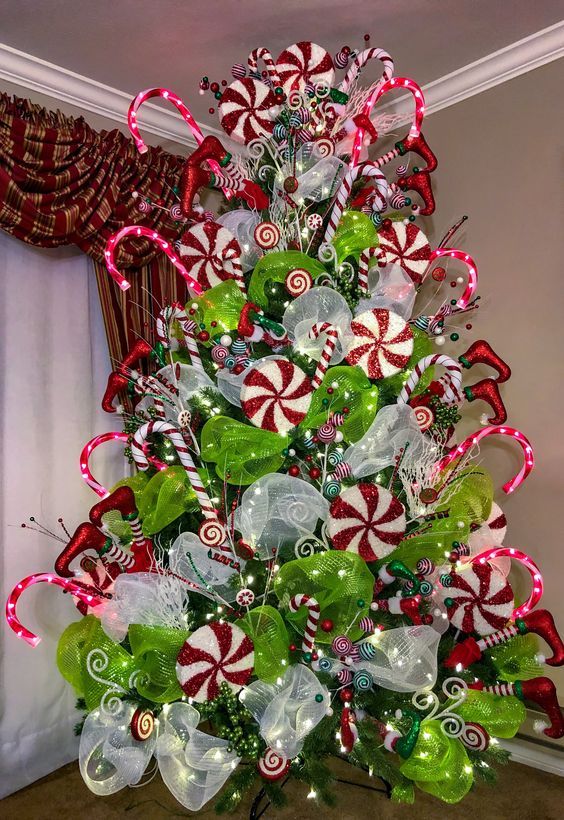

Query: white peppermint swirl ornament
[[257, 748, 291, 780], [276, 42, 335, 94], [240, 358, 312, 434], [198, 519, 227, 547], [285, 268, 313, 296]]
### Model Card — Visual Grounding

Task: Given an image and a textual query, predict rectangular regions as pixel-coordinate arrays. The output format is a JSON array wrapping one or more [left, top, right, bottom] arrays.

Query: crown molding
[[1, 21, 563, 148]]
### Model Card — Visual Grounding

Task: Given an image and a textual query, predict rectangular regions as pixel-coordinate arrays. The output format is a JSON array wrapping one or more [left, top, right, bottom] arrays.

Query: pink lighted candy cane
[[474, 548, 543, 619], [437, 426, 534, 494], [427, 248, 478, 309], [351, 76, 425, 167], [104, 226, 204, 293], [80, 432, 166, 498], [6, 573, 110, 647], [128, 88, 206, 154]]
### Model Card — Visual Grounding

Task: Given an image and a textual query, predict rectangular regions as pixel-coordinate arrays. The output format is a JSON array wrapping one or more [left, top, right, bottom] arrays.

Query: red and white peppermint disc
[[254, 221, 280, 249], [468, 502, 509, 575], [241, 358, 312, 434], [198, 519, 227, 547], [377, 222, 432, 285], [327, 483, 406, 562], [346, 309, 414, 380], [177, 221, 241, 291], [414, 405, 434, 431], [257, 748, 291, 781], [176, 621, 254, 702], [307, 213, 323, 230], [219, 78, 281, 145], [130, 708, 155, 741], [444, 562, 514, 635], [276, 42, 335, 94], [285, 268, 313, 296]]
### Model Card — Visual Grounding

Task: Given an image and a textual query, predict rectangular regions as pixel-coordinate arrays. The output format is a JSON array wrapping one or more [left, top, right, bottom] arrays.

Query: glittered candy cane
[[474, 548, 543, 619], [104, 226, 203, 293], [6, 573, 110, 647], [358, 246, 387, 294], [248, 47, 280, 86], [309, 322, 339, 388], [426, 248, 478, 309], [397, 354, 462, 405], [289, 593, 320, 656], [323, 162, 388, 244], [436, 426, 534, 494], [339, 47, 394, 94], [80, 432, 166, 498], [156, 303, 204, 373]]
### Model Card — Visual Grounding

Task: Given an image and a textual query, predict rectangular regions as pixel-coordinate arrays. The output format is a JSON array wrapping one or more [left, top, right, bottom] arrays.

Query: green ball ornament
[[450, 333, 460, 341], [315, 693, 324, 703], [303, 651, 312, 662], [357, 599, 365, 607]]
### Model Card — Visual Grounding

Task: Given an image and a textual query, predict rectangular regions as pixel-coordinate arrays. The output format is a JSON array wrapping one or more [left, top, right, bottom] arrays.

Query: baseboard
[[501, 736, 564, 776]]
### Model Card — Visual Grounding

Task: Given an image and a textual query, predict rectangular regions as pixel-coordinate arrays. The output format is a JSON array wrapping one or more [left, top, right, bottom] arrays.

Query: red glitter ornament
[[308, 467, 321, 480], [339, 687, 353, 702], [320, 618, 334, 632], [288, 465, 300, 477]]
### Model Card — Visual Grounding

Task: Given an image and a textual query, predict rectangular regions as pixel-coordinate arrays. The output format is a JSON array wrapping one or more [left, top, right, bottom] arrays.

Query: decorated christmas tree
[[6, 37, 564, 814]]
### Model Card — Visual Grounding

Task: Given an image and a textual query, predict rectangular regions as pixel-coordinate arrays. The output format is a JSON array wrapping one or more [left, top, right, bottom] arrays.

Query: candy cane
[[156, 303, 204, 373], [248, 47, 280, 86], [474, 548, 543, 619], [339, 47, 394, 94], [309, 322, 339, 388], [80, 432, 166, 498], [323, 163, 388, 244], [426, 248, 478, 309], [398, 354, 462, 405], [288, 594, 320, 656], [6, 573, 110, 647], [104, 226, 203, 293], [436, 426, 534, 494], [128, 87, 205, 154], [358, 246, 387, 294]]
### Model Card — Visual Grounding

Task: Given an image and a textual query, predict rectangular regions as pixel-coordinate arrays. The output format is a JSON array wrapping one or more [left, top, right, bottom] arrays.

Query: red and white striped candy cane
[[309, 322, 339, 389], [339, 47, 394, 94], [156, 303, 204, 373], [323, 163, 388, 244], [289, 593, 320, 656], [104, 226, 203, 294], [248, 47, 280, 86], [358, 246, 387, 294], [397, 354, 462, 405]]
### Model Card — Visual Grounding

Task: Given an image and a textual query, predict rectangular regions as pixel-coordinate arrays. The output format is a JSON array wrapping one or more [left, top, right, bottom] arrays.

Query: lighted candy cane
[[436, 426, 534, 495], [474, 548, 543, 619], [426, 248, 478, 309], [397, 354, 462, 405], [248, 47, 280, 86], [351, 76, 425, 167], [6, 573, 109, 647], [156, 303, 204, 373], [288, 593, 320, 656], [323, 163, 389, 244], [80, 432, 166, 498], [104, 226, 203, 293], [309, 322, 339, 389], [358, 246, 387, 294]]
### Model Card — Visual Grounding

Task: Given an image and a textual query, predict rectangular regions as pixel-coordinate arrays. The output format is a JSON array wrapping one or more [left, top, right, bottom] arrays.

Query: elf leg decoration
[[469, 678, 564, 739], [101, 339, 155, 413], [463, 378, 508, 425], [458, 340, 511, 383], [90, 485, 154, 572], [55, 522, 135, 577]]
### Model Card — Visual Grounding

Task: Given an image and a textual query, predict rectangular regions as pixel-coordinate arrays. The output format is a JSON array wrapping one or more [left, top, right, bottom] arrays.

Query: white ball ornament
[[435, 335, 446, 346]]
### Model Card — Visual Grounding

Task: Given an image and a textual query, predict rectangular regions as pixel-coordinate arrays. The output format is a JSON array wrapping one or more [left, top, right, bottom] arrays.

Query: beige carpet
[[1, 757, 563, 819]]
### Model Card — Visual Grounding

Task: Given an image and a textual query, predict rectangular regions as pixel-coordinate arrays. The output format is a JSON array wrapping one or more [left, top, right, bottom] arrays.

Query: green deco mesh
[[301, 366, 379, 443], [456, 690, 525, 738], [136, 466, 198, 534], [490, 633, 544, 682], [238, 606, 289, 683], [400, 721, 473, 803], [201, 416, 288, 485], [128, 624, 187, 703]]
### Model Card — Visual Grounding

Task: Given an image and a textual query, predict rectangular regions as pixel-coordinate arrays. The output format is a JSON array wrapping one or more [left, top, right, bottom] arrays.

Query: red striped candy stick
[[339, 47, 394, 94], [309, 322, 339, 389], [358, 246, 387, 294], [323, 162, 388, 244], [477, 623, 520, 652], [248, 47, 281, 86], [397, 354, 462, 405], [156, 303, 204, 373], [288, 593, 320, 656]]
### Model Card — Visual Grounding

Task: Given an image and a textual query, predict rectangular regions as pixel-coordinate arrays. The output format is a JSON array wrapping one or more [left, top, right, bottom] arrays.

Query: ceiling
[[1, 0, 563, 137]]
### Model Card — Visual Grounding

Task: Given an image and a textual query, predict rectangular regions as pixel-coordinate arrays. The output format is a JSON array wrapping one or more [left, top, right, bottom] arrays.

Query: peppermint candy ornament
[[443, 562, 514, 635], [177, 222, 242, 291], [176, 621, 254, 702], [414, 405, 434, 431], [219, 78, 281, 145], [377, 222, 432, 285], [241, 358, 313, 434], [327, 483, 406, 561], [346, 309, 414, 380], [257, 748, 291, 781], [276, 42, 335, 94], [130, 707, 155, 741]]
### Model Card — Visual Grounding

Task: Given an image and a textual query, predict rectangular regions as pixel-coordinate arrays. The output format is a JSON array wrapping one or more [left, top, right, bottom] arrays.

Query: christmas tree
[[7, 37, 564, 814]]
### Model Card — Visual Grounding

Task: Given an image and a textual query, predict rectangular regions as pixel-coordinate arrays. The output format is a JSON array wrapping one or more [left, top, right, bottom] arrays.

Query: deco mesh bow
[[7, 35, 564, 814]]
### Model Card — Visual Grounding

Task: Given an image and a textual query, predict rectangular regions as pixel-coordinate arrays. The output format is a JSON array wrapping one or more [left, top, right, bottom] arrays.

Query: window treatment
[[0, 232, 125, 796]]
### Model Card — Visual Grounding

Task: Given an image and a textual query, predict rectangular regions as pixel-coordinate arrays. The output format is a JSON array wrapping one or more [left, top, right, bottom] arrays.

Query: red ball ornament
[[232, 363, 245, 375], [208, 107, 215, 115], [364, 33, 371, 41], [342, 407, 350, 414], [431, 266, 446, 282], [327, 387, 334, 395], [210, 82, 220, 93], [320, 618, 334, 632], [283, 175, 299, 193], [221, 79, 227, 87], [288, 465, 300, 477], [198, 330, 210, 342], [339, 688, 354, 703], [210, 321, 218, 328], [308, 467, 321, 480], [381, 218, 392, 229], [305, 455, 313, 463], [289, 644, 297, 651]]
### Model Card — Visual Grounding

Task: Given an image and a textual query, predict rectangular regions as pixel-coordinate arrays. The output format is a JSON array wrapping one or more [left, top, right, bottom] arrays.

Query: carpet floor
[[1, 757, 563, 819]]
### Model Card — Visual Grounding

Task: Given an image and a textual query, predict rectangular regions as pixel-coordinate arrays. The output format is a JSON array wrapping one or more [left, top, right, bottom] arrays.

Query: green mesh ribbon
[[457, 690, 525, 738], [56, 616, 135, 710], [248, 250, 326, 311], [129, 624, 188, 703], [274, 551, 373, 642], [201, 416, 288, 485], [391, 782, 415, 803], [490, 633, 544, 682], [238, 606, 289, 683], [401, 721, 473, 804], [331, 210, 379, 263], [388, 513, 470, 571], [442, 466, 493, 526], [189, 279, 247, 335], [381, 327, 433, 395], [136, 466, 199, 535], [112, 472, 149, 506], [300, 366, 379, 443]]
